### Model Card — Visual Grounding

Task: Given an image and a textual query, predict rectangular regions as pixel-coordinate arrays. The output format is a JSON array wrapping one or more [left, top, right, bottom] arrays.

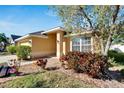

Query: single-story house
[[15, 26, 101, 58]]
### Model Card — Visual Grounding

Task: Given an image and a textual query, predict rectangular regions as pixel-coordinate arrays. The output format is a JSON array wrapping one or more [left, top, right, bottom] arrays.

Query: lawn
[[0, 71, 96, 88]]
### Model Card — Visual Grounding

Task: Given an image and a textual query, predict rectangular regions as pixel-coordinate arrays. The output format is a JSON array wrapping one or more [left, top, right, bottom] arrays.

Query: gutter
[[15, 34, 48, 42]]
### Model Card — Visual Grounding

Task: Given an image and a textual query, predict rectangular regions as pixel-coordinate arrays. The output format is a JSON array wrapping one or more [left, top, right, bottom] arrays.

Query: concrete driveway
[[0, 55, 61, 67], [0, 55, 17, 63], [0, 55, 34, 65]]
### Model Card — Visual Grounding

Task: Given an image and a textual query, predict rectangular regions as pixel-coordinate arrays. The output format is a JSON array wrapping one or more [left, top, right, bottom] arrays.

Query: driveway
[[0, 55, 61, 67], [0, 55, 17, 63], [0, 55, 34, 65]]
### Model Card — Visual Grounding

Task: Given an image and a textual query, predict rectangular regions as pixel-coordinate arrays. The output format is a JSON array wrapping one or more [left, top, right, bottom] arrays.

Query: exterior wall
[[16, 37, 32, 47], [63, 37, 71, 55], [56, 31, 64, 57], [16, 31, 101, 58], [31, 34, 56, 58], [92, 36, 101, 54]]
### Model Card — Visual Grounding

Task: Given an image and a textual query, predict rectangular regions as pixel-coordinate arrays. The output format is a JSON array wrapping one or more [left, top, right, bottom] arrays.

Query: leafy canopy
[[52, 5, 124, 38], [52, 5, 124, 55]]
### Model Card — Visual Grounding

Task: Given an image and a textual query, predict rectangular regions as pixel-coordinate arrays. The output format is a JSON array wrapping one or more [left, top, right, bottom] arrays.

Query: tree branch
[[113, 5, 120, 24], [79, 6, 93, 29]]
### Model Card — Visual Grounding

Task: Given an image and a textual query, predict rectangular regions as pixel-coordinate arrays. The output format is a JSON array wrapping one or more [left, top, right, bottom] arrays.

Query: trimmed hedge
[[6, 45, 17, 54], [16, 46, 31, 60], [60, 51, 109, 79], [108, 50, 124, 65]]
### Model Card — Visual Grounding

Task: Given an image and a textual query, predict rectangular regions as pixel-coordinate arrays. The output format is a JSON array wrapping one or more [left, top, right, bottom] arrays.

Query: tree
[[0, 33, 8, 51], [52, 5, 124, 56]]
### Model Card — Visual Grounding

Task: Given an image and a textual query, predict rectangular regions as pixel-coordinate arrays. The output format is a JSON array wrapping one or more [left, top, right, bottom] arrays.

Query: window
[[72, 37, 80, 51], [81, 37, 91, 52], [72, 37, 91, 52]]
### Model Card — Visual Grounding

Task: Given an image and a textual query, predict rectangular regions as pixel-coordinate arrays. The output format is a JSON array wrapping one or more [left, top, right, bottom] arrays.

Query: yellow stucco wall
[[31, 34, 56, 58], [92, 36, 101, 54], [56, 31, 64, 57], [16, 37, 32, 47], [16, 31, 101, 58], [63, 37, 70, 55]]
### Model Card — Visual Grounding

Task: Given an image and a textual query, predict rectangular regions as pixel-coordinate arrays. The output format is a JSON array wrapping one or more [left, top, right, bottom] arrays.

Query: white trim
[[41, 27, 64, 34], [64, 31, 92, 37], [15, 34, 48, 42], [91, 37, 94, 53], [71, 37, 92, 52], [80, 38, 82, 52], [70, 40, 72, 51], [15, 34, 30, 42]]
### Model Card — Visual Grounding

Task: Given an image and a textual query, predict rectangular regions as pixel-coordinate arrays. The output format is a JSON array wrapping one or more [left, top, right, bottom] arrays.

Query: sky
[[0, 5, 62, 37]]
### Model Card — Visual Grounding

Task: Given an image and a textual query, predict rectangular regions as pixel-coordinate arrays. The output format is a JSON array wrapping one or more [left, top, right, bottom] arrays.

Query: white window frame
[[71, 36, 91, 52]]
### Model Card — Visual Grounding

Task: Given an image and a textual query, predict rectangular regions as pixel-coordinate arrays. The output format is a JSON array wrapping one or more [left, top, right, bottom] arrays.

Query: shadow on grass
[[103, 69, 124, 84]]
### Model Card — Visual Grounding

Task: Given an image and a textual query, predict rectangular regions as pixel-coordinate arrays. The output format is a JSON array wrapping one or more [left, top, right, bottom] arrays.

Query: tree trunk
[[103, 35, 112, 56], [100, 38, 105, 55]]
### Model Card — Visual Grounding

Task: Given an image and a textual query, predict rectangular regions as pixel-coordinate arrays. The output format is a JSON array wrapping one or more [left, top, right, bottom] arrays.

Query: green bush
[[108, 50, 124, 65], [16, 45, 31, 60], [107, 57, 117, 67], [6, 45, 17, 54], [60, 51, 109, 79]]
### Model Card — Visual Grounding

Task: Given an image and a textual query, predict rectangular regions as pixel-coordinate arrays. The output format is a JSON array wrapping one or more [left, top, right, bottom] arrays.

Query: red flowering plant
[[36, 58, 47, 69], [60, 51, 109, 79], [60, 51, 82, 69]]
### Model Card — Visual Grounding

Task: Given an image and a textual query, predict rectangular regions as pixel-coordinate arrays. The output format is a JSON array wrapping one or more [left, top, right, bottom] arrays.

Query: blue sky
[[0, 5, 62, 37]]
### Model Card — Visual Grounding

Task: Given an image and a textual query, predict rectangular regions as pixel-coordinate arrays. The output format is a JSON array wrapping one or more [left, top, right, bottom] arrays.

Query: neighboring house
[[15, 26, 101, 58], [10, 35, 21, 45], [110, 44, 124, 53]]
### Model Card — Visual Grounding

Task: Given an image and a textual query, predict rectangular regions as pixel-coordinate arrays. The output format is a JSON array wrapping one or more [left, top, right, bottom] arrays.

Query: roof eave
[[41, 27, 65, 34], [15, 34, 48, 42], [64, 31, 93, 37]]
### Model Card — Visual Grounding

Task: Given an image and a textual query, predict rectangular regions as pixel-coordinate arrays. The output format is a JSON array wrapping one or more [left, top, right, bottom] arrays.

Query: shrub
[[108, 50, 124, 65], [60, 51, 109, 79], [36, 58, 47, 69], [6, 45, 17, 54], [16, 45, 31, 60]]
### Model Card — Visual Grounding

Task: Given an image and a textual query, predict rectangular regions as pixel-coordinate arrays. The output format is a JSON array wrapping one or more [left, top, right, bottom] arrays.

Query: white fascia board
[[15, 34, 48, 42], [64, 31, 92, 37], [15, 34, 30, 42], [41, 27, 64, 34]]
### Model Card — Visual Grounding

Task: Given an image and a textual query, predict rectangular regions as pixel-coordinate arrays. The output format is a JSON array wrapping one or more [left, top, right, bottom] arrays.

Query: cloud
[[0, 21, 20, 30]]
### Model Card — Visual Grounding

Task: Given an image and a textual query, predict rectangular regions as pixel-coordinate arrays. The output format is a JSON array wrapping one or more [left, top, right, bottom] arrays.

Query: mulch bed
[[1, 63, 124, 88], [58, 68, 124, 88]]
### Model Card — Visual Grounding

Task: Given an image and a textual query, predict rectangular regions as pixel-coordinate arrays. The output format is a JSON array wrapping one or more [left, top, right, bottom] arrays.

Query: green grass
[[0, 71, 95, 88], [108, 50, 124, 66], [0, 50, 123, 88]]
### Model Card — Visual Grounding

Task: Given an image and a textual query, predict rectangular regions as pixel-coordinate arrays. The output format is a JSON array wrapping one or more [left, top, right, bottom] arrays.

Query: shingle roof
[[11, 34, 22, 41], [29, 31, 45, 35]]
